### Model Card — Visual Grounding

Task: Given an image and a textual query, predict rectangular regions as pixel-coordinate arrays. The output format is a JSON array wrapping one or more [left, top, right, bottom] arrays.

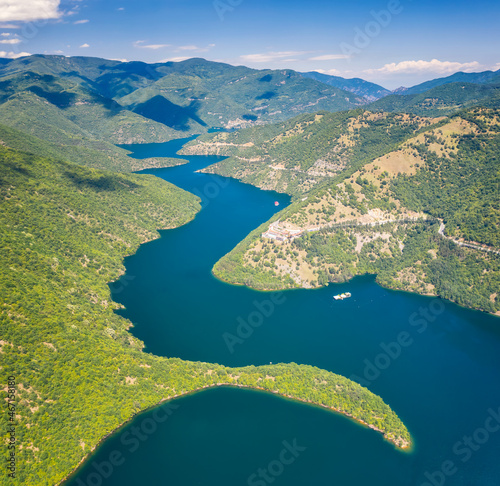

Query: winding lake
[[66, 137, 500, 486]]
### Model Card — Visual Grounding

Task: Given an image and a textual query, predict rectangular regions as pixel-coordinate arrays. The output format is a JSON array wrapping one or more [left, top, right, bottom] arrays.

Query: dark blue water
[[67, 138, 500, 486]]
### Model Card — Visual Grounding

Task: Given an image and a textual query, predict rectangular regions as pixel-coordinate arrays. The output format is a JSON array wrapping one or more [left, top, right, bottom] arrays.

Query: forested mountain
[[117, 60, 365, 129], [0, 55, 366, 134], [1, 55, 498, 168], [0, 71, 180, 143], [301, 71, 391, 101], [396, 69, 500, 95], [0, 70, 188, 171], [202, 108, 500, 315], [368, 81, 500, 116], [180, 110, 437, 195]]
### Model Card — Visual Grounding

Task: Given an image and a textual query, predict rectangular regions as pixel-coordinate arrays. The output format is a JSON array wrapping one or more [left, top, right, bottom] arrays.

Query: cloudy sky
[[0, 0, 499, 89]]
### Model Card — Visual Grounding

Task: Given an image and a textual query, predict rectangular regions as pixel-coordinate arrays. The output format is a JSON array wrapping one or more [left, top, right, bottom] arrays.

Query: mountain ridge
[[0, 55, 366, 132], [300, 71, 391, 101]]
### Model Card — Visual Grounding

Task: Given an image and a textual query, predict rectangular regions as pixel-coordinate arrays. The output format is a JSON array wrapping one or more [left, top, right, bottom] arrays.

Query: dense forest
[[181, 110, 438, 195]]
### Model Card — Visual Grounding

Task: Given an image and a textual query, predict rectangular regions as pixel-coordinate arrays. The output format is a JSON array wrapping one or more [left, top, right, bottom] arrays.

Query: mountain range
[[300, 71, 392, 101], [0, 55, 499, 166]]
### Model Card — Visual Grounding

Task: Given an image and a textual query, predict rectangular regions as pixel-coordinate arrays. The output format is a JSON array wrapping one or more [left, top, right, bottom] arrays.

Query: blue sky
[[0, 0, 499, 89]]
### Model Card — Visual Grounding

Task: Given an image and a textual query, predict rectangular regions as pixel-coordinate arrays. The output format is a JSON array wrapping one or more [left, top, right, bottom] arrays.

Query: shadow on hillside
[[64, 171, 139, 192], [130, 95, 207, 131], [27, 86, 77, 109]]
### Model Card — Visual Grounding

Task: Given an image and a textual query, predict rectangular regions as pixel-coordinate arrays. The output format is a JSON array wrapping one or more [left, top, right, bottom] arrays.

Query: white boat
[[334, 292, 351, 300]]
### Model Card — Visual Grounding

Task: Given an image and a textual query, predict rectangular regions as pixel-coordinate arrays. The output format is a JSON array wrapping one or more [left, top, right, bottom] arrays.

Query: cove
[[66, 137, 500, 486]]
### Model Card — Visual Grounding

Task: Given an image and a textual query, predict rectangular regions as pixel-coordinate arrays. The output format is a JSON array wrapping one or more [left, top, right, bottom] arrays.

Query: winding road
[[438, 221, 500, 255]]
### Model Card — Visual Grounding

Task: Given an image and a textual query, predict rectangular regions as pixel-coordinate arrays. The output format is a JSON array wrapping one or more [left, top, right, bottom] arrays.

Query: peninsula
[[0, 137, 409, 485], [183, 108, 500, 315]]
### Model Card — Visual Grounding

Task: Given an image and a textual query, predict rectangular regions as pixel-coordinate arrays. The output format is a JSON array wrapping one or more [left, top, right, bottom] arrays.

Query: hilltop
[[368, 81, 500, 116]]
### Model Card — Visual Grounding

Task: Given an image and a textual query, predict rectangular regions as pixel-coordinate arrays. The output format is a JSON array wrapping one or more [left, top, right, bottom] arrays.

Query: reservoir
[[66, 137, 500, 486]]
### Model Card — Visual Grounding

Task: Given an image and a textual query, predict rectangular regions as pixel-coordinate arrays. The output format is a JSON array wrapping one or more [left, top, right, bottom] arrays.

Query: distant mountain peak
[[300, 71, 391, 101]]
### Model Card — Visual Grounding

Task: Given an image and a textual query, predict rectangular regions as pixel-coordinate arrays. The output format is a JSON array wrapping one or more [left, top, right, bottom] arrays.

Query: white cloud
[[74, 19, 89, 24], [178, 45, 199, 51], [79, 43, 89, 48], [140, 44, 169, 50], [1, 33, 11, 36], [176, 44, 215, 53], [0, 50, 30, 58], [0, 0, 62, 22], [160, 56, 189, 63], [309, 54, 350, 61], [492, 62, 500, 72], [0, 24, 21, 29], [134, 40, 170, 50], [313, 68, 342, 76], [366, 59, 482, 76], [0, 38, 20, 44], [117, 7, 124, 11], [240, 51, 309, 63]]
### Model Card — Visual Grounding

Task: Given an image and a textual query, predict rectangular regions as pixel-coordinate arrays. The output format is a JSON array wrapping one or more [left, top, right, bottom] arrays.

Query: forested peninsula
[[184, 108, 500, 315]]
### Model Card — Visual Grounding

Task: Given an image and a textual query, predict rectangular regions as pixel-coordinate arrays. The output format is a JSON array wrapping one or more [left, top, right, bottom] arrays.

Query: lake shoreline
[[212, 264, 500, 317], [60, 381, 411, 484]]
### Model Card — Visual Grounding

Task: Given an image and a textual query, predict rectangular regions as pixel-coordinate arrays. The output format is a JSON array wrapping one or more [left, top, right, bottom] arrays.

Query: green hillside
[[0, 71, 181, 143], [119, 62, 365, 130], [300, 71, 391, 101], [0, 142, 410, 485], [180, 110, 439, 195], [368, 81, 500, 116], [0, 114, 184, 173], [0, 73, 187, 172], [211, 108, 500, 315], [400, 69, 500, 95]]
